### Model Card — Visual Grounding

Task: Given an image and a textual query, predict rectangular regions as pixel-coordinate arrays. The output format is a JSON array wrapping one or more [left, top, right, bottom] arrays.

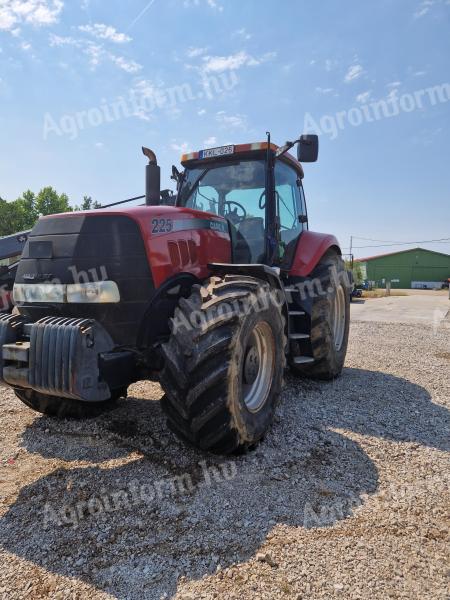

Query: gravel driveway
[[0, 316, 449, 599]]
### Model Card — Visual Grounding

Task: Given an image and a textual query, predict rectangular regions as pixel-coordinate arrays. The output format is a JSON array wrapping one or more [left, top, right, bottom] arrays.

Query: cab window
[[274, 161, 303, 262]]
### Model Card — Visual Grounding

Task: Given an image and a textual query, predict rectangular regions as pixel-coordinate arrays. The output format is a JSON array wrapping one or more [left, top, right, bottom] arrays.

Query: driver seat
[[236, 217, 265, 263]]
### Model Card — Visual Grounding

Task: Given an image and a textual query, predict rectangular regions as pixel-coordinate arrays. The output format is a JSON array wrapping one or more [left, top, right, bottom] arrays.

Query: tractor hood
[[14, 206, 231, 344]]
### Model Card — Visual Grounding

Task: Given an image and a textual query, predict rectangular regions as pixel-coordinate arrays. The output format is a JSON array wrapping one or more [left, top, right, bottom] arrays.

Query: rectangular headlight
[[66, 281, 120, 303], [13, 283, 65, 304], [13, 281, 120, 304]]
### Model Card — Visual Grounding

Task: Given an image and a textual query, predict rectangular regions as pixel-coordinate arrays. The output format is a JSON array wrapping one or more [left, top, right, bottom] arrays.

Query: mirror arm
[[275, 138, 301, 159]]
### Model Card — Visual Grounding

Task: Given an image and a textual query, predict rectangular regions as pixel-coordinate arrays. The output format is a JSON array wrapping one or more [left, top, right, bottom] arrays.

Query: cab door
[[274, 161, 306, 267]]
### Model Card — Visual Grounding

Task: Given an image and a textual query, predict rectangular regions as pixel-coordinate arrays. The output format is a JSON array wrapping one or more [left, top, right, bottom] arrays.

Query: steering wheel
[[259, 190, 281, 210], [223, 200, 247, 224], [258, 190, 266, 209]]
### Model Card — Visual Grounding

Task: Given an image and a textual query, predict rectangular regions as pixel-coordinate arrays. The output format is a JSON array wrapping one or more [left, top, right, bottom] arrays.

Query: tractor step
[[289, 333, 310, 340], [288, 310, 305, 316], [292, 356, 315, 364]]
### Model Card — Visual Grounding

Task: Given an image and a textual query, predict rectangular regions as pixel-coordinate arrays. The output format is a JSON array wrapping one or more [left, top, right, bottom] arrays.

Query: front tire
[[159, 275, 286, 454]]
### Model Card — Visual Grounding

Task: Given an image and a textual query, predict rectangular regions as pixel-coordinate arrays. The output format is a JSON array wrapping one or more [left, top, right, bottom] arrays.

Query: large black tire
[[290, 251, 350, 380], [14, 387, 127, 419], [159, 275, 286, 454]]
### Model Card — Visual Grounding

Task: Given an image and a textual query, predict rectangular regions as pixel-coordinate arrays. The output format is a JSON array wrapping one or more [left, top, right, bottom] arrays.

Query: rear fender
[[288, 231, 341, 278]]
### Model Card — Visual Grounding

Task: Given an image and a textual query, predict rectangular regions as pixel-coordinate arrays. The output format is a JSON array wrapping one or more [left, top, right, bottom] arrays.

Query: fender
[[288, 231, 341, 277]]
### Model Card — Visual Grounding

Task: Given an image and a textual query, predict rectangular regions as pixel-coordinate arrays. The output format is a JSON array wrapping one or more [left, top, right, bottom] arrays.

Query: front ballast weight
[[0, 314, 116, 401]]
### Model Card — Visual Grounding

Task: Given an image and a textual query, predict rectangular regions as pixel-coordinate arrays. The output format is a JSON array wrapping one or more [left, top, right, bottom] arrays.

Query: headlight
[[67, 282, 120, 303], [13, 281, 120, 304], [13, 283, 65, 304]]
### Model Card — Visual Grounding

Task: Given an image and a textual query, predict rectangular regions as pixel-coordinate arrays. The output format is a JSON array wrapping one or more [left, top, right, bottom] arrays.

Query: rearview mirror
[[297, 134, 318, 163]]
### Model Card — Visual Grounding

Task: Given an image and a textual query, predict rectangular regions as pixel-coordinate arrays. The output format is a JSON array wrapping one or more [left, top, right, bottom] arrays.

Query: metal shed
[[355, 247, 450, 289]]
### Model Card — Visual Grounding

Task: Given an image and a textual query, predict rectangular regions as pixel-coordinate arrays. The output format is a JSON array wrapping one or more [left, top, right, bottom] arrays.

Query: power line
[[352, 237, 450, 249]]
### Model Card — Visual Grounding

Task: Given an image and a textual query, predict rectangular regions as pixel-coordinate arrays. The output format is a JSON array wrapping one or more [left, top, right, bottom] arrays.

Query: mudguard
[[288, 231, 341, 277]]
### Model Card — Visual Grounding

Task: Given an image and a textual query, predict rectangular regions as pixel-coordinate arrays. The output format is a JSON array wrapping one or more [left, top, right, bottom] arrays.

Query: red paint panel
[[44, 206, 232, 288], [289, 230, 341, 277]]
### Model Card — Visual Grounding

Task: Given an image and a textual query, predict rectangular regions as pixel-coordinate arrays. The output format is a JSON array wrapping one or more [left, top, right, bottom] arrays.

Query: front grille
[[15, 215, 154, 346]]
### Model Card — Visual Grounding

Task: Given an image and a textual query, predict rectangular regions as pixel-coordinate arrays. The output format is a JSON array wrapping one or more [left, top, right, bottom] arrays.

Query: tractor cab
[[177, 136, 317, 269]]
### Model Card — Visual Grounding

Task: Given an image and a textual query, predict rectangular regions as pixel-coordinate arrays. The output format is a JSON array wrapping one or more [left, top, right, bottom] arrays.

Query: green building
[[355, 247, 450, 289]]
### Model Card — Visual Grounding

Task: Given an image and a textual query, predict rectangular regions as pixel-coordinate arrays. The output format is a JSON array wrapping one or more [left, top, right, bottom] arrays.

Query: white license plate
[[199, 145, 234, 159]]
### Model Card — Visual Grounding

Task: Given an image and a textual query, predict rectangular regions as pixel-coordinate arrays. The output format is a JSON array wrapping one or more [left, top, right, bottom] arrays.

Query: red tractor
[[0, 135, 350, 454]]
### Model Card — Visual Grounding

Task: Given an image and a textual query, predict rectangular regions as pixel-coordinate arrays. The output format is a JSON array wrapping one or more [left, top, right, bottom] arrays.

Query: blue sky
[[0, 0, 449, 257]]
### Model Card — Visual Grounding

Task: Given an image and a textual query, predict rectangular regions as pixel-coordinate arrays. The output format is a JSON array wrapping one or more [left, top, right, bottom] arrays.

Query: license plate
[[199, 145, 234, 159]]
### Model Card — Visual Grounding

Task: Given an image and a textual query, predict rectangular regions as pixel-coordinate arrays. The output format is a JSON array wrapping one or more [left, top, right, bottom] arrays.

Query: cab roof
[[181, 142, 304, 177]]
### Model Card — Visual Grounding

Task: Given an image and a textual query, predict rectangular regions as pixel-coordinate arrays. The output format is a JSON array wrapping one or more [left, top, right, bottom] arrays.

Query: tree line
[[0, 188, 101, 237]]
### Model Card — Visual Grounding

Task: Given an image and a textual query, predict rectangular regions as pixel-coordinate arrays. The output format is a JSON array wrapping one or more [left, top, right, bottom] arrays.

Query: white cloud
[[171, 141, 191, 153], [197, 108, 206, 116], [110, 54, 141, 73], [183, 0, 223, 10], [95, 142, 104, 148], [49, 33, 141, 72], [315, 86, 334, 95], [386, 81, 401, 88], [203, 136, 217, 146], [356, 90, 372, 103], [202, 50, 276, 73], [414, 70, 427, 76], [344, 63, 364, 82], [282, 63, 295, 74], [206, 0, 223, 9], [413, 0, 436, 18], [20, 40, 32, 51], [79, 23, 131, 43], [50, 38, 140, 72], [186, 46, 207, 58], [233, 27, 251, 40], [0, 0, 63, 31], [216, 110, 247, 129]]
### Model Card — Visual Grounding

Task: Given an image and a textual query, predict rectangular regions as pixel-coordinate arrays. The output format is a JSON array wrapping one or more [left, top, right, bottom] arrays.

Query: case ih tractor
[[0, 135, 350, 454]]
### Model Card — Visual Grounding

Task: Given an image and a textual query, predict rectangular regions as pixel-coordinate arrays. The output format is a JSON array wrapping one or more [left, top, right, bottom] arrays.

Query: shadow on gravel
[[1, 367, 448, 599]]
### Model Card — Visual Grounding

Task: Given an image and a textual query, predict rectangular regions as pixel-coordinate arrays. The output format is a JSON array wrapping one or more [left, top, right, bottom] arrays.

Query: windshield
[[178, 159, 266, 218], [177, 159, 267, 263]]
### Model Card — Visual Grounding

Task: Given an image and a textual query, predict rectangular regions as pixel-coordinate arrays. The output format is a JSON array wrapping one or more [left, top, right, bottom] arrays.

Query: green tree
[[15, 190, 38, 229], [35, 187, 72, 216], [76, 195, 101, 211], [0, 198, 25, 236]]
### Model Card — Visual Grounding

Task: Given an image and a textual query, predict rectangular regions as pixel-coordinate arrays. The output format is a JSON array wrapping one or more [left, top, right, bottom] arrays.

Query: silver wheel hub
[[244, 346, 260, 385], [331, 284, 346, 352], [242, 321, 275, 413]]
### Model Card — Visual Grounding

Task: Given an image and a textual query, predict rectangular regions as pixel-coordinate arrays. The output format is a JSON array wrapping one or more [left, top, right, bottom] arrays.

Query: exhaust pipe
[[142, 147, 160, 206]]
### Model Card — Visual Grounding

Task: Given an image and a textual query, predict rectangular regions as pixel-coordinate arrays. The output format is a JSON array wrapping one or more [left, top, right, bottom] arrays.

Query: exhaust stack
[[142, 147, 161, 206]]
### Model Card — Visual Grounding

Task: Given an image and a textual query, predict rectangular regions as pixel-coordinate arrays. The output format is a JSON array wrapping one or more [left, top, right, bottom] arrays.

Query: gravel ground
[[0, 318, 449, 600]]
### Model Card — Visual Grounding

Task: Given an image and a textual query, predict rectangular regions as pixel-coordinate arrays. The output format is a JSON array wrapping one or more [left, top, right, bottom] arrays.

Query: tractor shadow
[[1, 368, 448, 599]]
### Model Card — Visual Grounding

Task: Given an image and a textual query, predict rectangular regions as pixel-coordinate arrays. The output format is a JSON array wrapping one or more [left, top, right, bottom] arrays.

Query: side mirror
[[297, 134, 318, 163], [171, 165, 181, 183]]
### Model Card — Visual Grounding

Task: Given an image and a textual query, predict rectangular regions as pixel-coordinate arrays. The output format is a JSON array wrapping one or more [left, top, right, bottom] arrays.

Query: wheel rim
[[332, 284, 346, 351], [242, 321, 275, 413]]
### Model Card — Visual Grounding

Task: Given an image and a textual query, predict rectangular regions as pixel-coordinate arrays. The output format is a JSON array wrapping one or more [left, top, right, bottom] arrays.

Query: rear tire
[[14, 387, 127, 419], [159, 275, 286, 454], [290, 251, 350, 380]]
